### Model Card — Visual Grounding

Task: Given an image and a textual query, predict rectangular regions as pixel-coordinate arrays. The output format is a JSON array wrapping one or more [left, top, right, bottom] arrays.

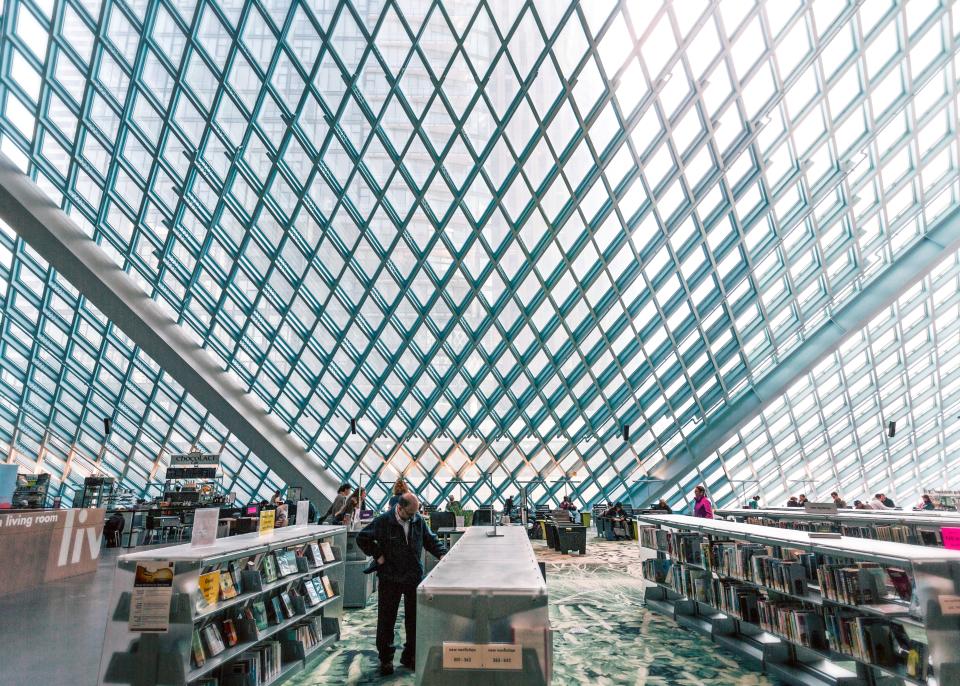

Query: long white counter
[[416, 526, 551, 685]]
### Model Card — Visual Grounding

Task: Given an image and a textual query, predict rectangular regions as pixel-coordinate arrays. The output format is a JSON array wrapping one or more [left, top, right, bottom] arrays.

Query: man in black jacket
[[357, 492, 445, 675]]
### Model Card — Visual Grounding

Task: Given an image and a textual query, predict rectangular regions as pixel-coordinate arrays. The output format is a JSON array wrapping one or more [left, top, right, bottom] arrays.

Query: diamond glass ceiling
[[1, 0, 959, 509]]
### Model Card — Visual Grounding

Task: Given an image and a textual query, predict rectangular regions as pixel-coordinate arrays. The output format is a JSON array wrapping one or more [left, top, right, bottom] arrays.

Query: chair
[[472, 508, 495, 526], [430, 511, 455, 531]]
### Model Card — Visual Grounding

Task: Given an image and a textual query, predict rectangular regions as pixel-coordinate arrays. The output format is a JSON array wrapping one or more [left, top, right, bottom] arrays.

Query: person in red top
[[693, 485, 714, 519]]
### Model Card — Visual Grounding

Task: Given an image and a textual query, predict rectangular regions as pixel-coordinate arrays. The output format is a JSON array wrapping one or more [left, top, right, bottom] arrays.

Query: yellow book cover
[[198, 570, 221, 606]]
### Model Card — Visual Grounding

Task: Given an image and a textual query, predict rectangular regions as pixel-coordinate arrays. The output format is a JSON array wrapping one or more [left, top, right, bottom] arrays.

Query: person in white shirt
[[869, 493, 891, 509]]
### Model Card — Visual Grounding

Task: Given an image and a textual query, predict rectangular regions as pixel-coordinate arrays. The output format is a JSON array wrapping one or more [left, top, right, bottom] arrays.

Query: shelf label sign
[[443, 643, 483, 669], [296, 500, 311, 527], [803, 502, 838, 515], [939, 594, 960, 615], [485, 644, 522, 670], [942, 527, 960, 550], [442, 643, 522, 670], [258, 509, 275, 536], [191, 508, 219, 547], [129, 562, 174, 632]]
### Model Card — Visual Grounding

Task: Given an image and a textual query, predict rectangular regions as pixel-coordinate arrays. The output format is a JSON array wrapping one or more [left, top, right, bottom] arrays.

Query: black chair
[[430, 511, 455, 531], [553, 522, 587, 554], [472, 508, 495, 526]]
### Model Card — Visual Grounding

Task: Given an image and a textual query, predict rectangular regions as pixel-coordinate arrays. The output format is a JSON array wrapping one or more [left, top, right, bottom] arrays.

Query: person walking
[[693, 485, 714, 519], [357, 492, 446, 676]]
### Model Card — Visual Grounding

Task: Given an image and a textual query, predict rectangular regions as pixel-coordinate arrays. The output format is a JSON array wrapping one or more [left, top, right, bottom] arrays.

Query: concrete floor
[[0, 547, 123, 686]]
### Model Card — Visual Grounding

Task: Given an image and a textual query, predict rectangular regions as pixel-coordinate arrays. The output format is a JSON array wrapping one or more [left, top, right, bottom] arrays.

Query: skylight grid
[[705, 246, 960, 509], [2, 0, 960, 511], [0, 218, 286, 503]]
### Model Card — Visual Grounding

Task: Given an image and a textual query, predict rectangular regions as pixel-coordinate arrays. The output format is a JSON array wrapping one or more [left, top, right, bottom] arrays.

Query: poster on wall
[[129, 562, 174, 632], [0, 464, 17, 508]]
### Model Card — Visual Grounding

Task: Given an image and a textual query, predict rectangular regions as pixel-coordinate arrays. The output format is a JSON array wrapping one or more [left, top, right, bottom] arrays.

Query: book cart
[[637, 514, 960, 686], [98, 525, 346, 686], [716, 509, 960, 548]]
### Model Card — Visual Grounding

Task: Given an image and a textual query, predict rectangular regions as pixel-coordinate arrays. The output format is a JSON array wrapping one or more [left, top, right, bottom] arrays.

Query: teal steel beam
[[637, 202, 960, 505], [0, 152, 340, 509]]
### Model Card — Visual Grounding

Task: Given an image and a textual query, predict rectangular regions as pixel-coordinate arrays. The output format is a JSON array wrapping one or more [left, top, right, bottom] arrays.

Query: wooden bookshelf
[[97, 525, 346, 686], [636, 514, 960, 686]]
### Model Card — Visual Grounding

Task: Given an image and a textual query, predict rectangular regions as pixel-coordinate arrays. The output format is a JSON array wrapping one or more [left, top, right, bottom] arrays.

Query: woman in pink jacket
[[693, 485, 714, 518]]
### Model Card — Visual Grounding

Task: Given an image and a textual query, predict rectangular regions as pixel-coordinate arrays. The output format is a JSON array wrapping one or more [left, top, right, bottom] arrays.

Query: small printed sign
[[442, 643, 483, 670], [941, 527, 960, 550], [803, 502, 838, 515], [258, 509, 276, 536], [191, 508, 219, 547], [441, 643, 523, 670], [129, 562, 174, 632], [485, 644, 522, 670], [296, 500, 311, 526], [938, 594, 960, 615]]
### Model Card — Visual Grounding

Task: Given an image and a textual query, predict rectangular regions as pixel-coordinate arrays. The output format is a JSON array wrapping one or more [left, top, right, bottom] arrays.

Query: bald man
[[357, 491, 446, 676]]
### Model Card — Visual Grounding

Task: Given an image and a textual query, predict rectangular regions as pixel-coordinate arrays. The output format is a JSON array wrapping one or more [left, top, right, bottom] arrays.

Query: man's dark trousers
[[377, 578, 418, 664]]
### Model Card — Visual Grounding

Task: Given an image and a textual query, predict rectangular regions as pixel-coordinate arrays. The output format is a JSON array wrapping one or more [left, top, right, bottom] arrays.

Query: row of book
[[192, 617, 326, 686], [192, 575, 337, 668], [638, 526, 670, 552], [757, 597, 828, 650], [197, 541, 338, 609], [816, 563, 912, 605], [825, 610, 928, 679]]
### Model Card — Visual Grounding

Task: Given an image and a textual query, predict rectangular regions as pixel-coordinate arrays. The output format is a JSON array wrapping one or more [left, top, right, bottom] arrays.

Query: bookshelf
[[97, 525, 346, 686], [716, 509, 960, 548], [637, 514, 960, 686]]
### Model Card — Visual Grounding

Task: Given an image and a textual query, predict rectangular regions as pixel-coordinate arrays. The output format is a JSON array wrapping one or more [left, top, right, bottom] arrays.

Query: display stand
[[416, 526, 552, 686], [98, 525, 346, 686], [636, 514, 960, 686]]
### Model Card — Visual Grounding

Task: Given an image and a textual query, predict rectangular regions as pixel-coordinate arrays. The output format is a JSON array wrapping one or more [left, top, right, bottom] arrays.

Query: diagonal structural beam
[[0, 152, 339, 510], [635, 202, 960, 506]]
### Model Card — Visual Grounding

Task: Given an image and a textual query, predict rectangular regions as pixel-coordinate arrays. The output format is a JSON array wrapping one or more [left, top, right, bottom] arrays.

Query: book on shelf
[[825, 610, 926, 675], [228, 560, 244, 594], [201, 623, 226, 657], [251, 600, 269, 631], [311, 576, 328, 601], [278, 591, 296, 619], [757, 598, 827, 650], [191, 628, 206, 668], [276, 550, 297, 577], [262, 554, 279, 584], [641, 558, 672, 584], [222, 618, 239, 647], [713, 579, 761, 624], [269, 596, 285, 624], [219, 571, 239, 600], [320, 575, 335, 599], [816, 563, 890, 605], [319, 541, 336, 563], [198, 570, 222, 607], [283, 616, 324, 652], [307, 542, 324, 566], [303, 578, 323, 606]]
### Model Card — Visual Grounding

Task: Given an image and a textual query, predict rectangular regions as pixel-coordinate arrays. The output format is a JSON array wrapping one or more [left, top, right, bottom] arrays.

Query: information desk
[[416, 525, 551, 686]]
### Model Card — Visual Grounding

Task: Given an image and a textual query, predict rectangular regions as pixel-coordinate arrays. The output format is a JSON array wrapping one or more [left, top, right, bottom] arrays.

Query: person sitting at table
[[869, 493, 892, 509], [917, 494, 936, 511], [603, 502, 628, 539], [651, 498, 672, 513], [746, 495, 760, 509], [103, 512, 125, 548], [786, 496, 801, 507], [879, 493, 896, 508], [559, 496, 577, 512], [271, 489, 284, 506], [831, 492, 847, 508]]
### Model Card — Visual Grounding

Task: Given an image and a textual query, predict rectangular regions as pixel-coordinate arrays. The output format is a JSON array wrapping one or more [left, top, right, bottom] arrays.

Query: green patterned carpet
[[289, 539, 778, 685]]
